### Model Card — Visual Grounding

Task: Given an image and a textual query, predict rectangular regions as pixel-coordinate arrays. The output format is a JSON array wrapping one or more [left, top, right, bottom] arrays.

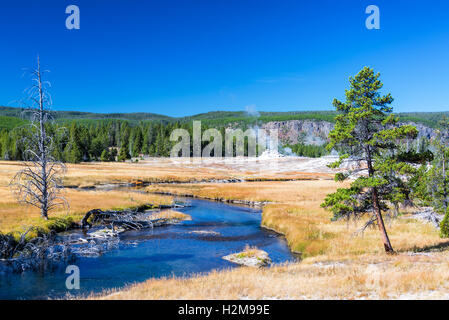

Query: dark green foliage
[[396, 150, 434, 164], [63, 123, 83, 163], [286, 143, 329, 158], [441, 214, 449, 238], [65, 143, 83, 163], [0, 119, 186, 162], [118, 143, 131, 162], [321, 186, 361, 221], [100, 149, 111, 162]]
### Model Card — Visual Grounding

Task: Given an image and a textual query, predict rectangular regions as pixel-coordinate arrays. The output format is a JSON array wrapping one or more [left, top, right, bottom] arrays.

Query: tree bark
[[366, 147, 395, 253], [372, 187, 394, 253], [37, 57, 49, 220]]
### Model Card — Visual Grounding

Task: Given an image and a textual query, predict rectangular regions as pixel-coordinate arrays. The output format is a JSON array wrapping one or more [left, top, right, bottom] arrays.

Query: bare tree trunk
[[366, 147, 394, 253], [37, 58, 49, 220]]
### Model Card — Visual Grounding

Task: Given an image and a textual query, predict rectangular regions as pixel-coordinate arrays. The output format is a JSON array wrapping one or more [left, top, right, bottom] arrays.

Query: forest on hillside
[[0, 106, 446, 163]]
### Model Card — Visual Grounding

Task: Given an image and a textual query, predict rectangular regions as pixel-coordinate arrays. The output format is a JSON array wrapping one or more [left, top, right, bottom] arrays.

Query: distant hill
[[395, 112, 449, 128], [182, 110, 337, 124], [0, 106, 173, 122], [0, 106, 448, 129], [179, 110, 449, 128], [0, 115, 27, 130]]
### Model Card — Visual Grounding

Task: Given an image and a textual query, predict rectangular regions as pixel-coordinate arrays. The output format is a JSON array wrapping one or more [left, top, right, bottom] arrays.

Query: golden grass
[[150, 210, 192, 221], [94, 251, 449, 300], [262, 203, 445, 258], [147, 180, 338, 203]]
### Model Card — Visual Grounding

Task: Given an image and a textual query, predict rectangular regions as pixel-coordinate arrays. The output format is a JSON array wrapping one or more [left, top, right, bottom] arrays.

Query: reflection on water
[[0, 199, 296, 299]]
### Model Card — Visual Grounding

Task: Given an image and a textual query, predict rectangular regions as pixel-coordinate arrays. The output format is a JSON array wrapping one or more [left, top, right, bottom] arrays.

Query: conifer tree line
[[0, 120, 272, 162], [0, 117, 335, 161], [0, 120, 189, 162]]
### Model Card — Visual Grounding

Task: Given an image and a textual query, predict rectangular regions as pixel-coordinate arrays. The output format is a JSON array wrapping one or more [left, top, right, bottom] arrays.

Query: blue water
[[0, 199, 296, 299]]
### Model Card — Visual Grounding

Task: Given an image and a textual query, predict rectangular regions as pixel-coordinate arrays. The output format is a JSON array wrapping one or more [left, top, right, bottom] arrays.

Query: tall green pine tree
[[321, 67, 418, 253]]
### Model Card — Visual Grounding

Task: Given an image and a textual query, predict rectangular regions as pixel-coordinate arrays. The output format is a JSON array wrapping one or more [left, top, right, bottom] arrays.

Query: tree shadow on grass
[[401, 241, 449, 253]]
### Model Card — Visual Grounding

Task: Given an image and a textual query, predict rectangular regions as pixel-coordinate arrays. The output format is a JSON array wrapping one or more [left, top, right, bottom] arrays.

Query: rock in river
[[222, 247, 271, 267]]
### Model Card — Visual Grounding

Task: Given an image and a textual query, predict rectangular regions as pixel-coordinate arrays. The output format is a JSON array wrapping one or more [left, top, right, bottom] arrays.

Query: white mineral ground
[[140, 155, 366, 176]]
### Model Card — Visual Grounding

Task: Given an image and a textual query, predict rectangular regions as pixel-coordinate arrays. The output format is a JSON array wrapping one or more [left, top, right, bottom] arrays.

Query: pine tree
[[118, 142, 131, 161], [100, 148, 111, 162], [90, 135, 106, 160], [67, 143, 83, 163], [64, 123, 83, 163], [321, 67, 418, 253], [155, 131, 165, 156], [110, 148, 118, 161], [130, 127, 143, 156], [1, 131, 13, 160]]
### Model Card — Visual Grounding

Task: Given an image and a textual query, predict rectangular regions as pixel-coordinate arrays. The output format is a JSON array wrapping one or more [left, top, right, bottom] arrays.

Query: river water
[[0, 199, 296, 299]]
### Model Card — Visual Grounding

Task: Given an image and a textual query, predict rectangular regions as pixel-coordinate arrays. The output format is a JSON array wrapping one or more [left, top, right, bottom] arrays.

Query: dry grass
[[262, 203, 444, 258], [0, 186, 172, 235], [94, 251, 449, 300], [147, 180, 339, 203], [0, 161, 231, 188], [150, 210, 192, 221]]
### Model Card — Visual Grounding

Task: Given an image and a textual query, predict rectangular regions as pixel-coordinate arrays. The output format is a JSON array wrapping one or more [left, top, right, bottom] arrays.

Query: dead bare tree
[[10, 57, 68, 220]]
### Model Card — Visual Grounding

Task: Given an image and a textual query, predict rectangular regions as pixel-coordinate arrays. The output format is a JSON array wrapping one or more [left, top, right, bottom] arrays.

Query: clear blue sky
[[0, 0, 448, 116]]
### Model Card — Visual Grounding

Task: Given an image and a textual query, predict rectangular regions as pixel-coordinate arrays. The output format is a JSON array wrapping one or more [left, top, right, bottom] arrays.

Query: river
[[0, 198, 296, 299]]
